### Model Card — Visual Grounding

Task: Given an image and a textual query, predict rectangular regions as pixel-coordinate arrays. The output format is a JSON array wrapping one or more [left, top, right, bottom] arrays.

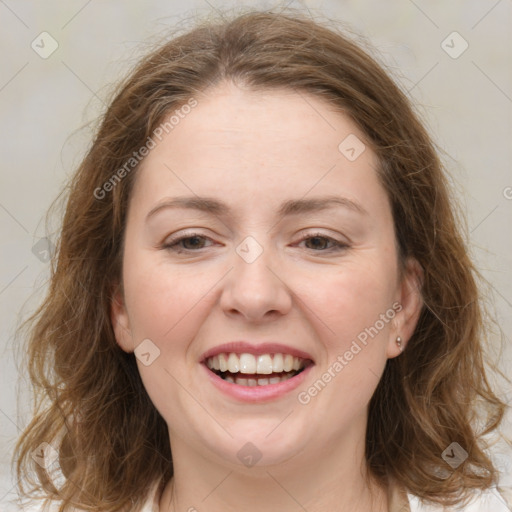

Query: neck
[[158, 431, 390, 512]]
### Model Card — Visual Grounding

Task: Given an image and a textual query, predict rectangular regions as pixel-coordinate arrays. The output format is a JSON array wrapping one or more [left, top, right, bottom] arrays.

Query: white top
[[15, 483, 512, 511], [133, 481, 512, 512], [407, 487, 511, 512]]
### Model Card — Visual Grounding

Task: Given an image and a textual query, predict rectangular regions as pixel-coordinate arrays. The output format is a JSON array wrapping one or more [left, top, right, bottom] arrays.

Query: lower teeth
[[219, 371, 298, 386]]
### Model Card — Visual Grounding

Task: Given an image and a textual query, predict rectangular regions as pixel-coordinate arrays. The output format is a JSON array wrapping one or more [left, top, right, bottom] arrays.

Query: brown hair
[[13, 7, 508, 511]]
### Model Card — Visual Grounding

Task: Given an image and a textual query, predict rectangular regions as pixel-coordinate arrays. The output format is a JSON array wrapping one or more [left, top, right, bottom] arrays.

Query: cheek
[[122, 259, 217, 421], [124, 265, 205, 343], [122, 243, 225, 371], [305, 256, 397, 356], [296, 262, 398, 418]]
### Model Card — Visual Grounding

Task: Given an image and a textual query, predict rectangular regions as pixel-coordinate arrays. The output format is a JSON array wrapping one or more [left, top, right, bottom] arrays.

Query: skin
[[111, 81, 423, 512]]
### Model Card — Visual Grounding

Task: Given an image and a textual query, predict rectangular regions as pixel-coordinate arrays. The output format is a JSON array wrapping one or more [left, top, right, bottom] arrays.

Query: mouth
[[204, 352, 312, 387]]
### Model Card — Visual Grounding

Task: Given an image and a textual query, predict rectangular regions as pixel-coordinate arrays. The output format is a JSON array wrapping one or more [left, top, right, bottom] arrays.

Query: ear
[[387, 257, 423, 358], [110, 282, 134, 353]]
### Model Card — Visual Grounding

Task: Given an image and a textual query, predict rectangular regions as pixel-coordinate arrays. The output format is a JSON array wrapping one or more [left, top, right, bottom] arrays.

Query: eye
[[162, 233, 215, 253], [162, 231, 349, 254], [296, 232, 349, 252]]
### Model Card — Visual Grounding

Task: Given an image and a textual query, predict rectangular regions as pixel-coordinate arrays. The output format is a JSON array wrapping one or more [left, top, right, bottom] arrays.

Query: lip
[[201, 361, 314, 402], [200, 341, 314, 362]]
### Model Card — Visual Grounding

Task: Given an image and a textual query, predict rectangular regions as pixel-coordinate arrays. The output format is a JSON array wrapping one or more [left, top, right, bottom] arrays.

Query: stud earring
[[396, 336, 403, 352]]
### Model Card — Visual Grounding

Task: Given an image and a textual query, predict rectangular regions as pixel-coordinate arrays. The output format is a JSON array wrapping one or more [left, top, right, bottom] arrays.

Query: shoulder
[[407, 486, 511, 512]]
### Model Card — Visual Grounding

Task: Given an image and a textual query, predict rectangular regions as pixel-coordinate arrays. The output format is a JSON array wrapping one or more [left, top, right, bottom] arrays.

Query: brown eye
[[163, 234, 214, 253], [304, 236, 331, 250], [179, 236, 208, 250], [297, 233, 349, 252]]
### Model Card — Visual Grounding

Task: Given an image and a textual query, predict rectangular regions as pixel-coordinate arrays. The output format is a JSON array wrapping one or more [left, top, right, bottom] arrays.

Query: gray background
[[1, 0, 511, 509]]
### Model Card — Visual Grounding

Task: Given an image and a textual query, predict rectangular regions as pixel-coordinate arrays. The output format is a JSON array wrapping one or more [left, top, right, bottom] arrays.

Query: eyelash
[[162, 231, 349, 254]]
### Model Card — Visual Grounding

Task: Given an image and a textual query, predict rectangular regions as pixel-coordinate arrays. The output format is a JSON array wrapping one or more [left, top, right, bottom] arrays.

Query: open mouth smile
[[205, 352, 310, 386], [200, 343, 314, 401]]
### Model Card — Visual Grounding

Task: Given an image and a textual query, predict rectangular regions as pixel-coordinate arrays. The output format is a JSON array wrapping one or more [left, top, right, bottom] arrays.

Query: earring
[[396, 336, 403, 352]]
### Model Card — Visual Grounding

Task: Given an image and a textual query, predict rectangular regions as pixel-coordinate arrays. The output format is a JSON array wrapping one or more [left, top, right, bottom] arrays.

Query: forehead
[[169, 82, 367, 155], [129, 82, 388, 220]]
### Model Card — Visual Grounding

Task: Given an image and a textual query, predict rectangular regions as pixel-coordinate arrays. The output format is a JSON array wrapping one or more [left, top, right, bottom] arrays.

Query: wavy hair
[[13, 8, 508, 511]]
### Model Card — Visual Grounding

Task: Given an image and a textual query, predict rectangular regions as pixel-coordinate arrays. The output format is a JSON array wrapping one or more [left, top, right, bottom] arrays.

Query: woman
[[13, 9, 510, 512]]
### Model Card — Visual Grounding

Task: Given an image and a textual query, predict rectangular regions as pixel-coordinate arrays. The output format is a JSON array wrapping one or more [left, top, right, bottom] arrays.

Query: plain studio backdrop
[[0, 1, 511, 510]]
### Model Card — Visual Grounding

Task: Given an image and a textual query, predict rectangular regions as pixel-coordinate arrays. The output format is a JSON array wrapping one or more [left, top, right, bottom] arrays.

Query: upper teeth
[[205, 353, 305, 374]]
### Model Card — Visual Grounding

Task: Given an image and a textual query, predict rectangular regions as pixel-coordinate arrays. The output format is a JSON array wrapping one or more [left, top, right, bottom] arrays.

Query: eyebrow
[[145, 194, 368, 222]]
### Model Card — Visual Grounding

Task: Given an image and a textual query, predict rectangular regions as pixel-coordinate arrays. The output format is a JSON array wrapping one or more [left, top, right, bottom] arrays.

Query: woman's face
[[112, 81, 421, 469]]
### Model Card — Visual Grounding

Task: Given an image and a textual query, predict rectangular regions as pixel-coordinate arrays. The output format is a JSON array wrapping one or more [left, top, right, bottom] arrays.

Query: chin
[[202, 420, 310, 468]]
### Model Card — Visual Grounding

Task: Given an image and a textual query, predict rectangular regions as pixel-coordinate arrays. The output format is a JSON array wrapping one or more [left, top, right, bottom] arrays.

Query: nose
[[219, 239, 293, 323]]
